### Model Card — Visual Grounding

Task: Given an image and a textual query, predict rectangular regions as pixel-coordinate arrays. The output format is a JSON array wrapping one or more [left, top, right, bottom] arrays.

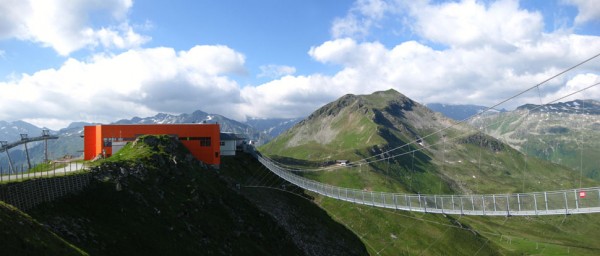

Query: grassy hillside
[[0, 201, 86, 256], [261, 93, 385, 161], [25, 135, 303, 255], [471, 110, 600, 181], [1, 135, 366, 255], [220, 154, 368, 255], [316, 195, 600, 255], [259, 89, 600, 255]]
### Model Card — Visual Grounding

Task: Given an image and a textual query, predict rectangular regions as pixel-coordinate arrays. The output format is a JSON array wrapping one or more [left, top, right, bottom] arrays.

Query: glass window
[[103, 138, 112, 147], [200, 137, 211, 147]]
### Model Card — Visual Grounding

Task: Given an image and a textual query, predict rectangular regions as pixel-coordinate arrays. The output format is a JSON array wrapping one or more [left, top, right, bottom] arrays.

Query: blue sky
[[0, 0, 599, 129], [127, 1, 352, 82]]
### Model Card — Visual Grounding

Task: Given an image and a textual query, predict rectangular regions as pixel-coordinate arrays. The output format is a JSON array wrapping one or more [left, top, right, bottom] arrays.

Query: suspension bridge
[[247, 53, 600, 217], [249, 90, 600, 217], [248, 90, 600, 217], [254, 154, 600, 216]]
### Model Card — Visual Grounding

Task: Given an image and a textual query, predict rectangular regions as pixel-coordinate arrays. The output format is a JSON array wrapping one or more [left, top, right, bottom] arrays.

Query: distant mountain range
[[468, 99, 600, 180], [428, 100, 600, 121], [3, 98, 597, 174], [517, 99, 600, 114], [245, 117, 303, 138], [426, 103, 505, 121], [0, 111, 301, 172], [429, 100, 600, 180], [0, 120, 44, 142]]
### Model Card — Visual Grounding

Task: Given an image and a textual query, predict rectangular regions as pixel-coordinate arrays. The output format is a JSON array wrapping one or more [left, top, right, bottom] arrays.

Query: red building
[[83, 124, 221, 167]]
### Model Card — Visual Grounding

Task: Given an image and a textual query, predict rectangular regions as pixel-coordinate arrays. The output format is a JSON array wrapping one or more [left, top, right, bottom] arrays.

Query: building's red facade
[[83, 124, 220, 166]]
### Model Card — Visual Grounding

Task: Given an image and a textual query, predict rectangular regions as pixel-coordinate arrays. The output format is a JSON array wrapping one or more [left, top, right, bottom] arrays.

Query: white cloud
[[304, 33, 600, 108], [404, 0, 543, 49], [298, 0, 598, 111], [178, 45, 246, 75], [245, 35, 600, 122], [0, 0, 148, 56], [257, 65, 297, 78], [309, 38, 387, 68], [331, 0, 389, 38], [565, 0, 600, 25], [331, 15, 365, 39], [241, 74, 338, 119], [542, 73, 600, 103], [0, 45, 245, 129]]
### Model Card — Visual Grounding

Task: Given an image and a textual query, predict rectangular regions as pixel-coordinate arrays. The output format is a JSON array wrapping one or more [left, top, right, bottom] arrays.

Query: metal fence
[[0, 161, 88, 183], [257, 155, 600, 216]]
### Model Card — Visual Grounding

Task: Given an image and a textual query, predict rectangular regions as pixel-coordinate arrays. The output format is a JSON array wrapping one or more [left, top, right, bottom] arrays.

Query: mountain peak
[[372, 88, 403, 97], [306, 89, 415, 121], [261, 89, 440, 160]]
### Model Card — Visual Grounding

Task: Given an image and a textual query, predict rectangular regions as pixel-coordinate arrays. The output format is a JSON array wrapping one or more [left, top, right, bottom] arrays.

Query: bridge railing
[[256, 155, 600, 216]]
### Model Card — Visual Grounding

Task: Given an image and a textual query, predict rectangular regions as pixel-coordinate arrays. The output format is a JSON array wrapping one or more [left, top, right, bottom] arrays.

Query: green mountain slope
[[220, 154, 368, 255], [469, 102, 600, 181], [262, 89, 593, 194], [259, 89, 600, 255], [0, 201, 86, 256]]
